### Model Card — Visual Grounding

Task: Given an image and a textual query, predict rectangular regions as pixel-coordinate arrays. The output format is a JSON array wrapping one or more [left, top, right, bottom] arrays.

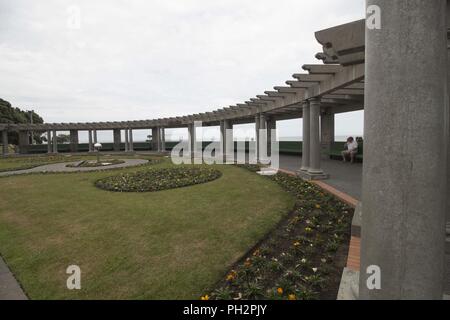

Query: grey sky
[[0, 0, 365, 142]]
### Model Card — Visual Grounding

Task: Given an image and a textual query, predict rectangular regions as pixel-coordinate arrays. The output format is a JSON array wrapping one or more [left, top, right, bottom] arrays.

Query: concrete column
[[129, 129, 134, 152], [2, 130, 8, 156], [152, 128, 158, 151], [259, 114, 268, 162], [255, 114, 260, 162], [321, 111, 335, 159], [308, 98, 323, 174], [160, 127, 165, 151], [69, 130, 79, 153], [360, 0, 447, 300], [113, 129, 121, 152], [159, 127, 163, 151], [300, 102, 310, 171], [222, 120, 233, 163], [188, 123, 196, 160], [93, 129, 98, 143], [266, 118, 276, 157], [124, 129, 129, 152], [47, 130, 52, 153], [220, 120, 225, 160], [446, 0, 450, 298], [88, 130, 93, 152], [18, 131, 29, 154], [52, 130, 58, 153]]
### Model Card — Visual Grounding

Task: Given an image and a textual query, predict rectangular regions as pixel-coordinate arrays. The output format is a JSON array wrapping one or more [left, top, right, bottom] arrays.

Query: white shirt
[[347, 141, 358, 152]]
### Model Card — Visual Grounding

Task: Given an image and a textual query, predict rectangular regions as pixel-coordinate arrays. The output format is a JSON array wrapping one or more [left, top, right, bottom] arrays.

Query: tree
[[56, 134, 70, 144], [0, 98, 45, 145]]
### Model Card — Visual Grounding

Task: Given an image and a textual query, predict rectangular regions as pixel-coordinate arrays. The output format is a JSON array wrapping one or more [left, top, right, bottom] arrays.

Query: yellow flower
[[293, 241, 300, 247], [305, 227, 313, 233], [226, 270, 237, 281], [277, 287, 283, 295], [315, 204, 321, 209], [288, 294, 296, 300], [201, 295, 210, 300]]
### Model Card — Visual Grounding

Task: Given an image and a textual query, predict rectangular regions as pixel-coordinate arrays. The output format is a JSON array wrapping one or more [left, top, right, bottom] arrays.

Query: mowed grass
[[0, 154, 155, 172], [0, 159, 294, 299]]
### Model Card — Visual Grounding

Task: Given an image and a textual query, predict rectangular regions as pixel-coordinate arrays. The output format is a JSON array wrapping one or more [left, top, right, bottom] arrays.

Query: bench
[[329, 141, 363, 162]]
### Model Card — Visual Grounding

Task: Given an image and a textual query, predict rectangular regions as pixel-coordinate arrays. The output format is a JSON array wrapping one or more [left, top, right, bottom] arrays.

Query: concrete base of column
[[296, 170, 329, 181]]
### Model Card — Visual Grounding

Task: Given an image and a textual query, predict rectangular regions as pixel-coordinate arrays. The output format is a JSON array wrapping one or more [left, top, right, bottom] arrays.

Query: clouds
[[0, 0, 364, 139]]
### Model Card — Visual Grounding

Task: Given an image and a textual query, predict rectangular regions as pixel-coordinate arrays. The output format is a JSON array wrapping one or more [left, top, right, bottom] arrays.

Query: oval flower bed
[[95, 166, 222, 192], [66, 159, 126, 168]]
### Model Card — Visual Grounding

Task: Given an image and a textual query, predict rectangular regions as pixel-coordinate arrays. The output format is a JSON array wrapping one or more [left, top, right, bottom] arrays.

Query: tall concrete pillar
[[124, 129, 129, 152], [152, 128, 158, 151], [88, 130, 93, 152], [47, 130, 52, 153], [220, 120, 233, 162], [308, 98, 323, 175], [52, 130, 58, 153], [113, 129, 121, 152], [2, 130, 8, 156], [321, 111, 335, 159], [69, 130, 79, 153], [255, 114, 260, 162], [223, 120, 233, 163], [93, 129, 98, 143], [360, 0, 447, 300], [266, 118, 276, 157], [259, 114, 268, 162], [160, 127, 165, 151], [445, 0, 450, 298], [188, 123, 196, 160], [18, 131, 29, 154], [157, 127, 162, 151], [129, 129, 134, 152], [300, 101, 310, 171]]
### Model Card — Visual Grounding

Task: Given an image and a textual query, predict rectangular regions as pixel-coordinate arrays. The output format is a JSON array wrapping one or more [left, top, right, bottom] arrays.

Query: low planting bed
[[66, 159, 125, 168], [205, 165, 353, 300], [95, 166, 222, 192]]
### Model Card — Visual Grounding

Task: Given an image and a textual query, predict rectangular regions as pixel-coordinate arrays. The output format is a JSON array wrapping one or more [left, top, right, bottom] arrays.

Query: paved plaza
[[279, 155, 362, 201]]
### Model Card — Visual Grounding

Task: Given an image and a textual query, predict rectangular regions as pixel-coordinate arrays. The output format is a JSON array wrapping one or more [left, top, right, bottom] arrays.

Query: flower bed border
[[204, 165, 354, 301]]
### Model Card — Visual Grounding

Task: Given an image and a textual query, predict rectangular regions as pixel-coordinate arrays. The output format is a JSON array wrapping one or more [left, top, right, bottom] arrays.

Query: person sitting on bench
[[342, 137, 358, 163]]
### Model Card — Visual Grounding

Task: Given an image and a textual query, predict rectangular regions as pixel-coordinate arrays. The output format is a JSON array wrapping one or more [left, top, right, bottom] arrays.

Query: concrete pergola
[[0, 0, 448, 299]]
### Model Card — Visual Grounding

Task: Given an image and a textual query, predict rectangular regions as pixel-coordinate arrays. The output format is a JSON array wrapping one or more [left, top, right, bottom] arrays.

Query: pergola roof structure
[[0, 20, 366, 132]]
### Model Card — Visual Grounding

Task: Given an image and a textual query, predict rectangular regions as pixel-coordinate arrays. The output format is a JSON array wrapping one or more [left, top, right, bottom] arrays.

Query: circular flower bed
[[66, 159, 125, 168], [95, 166, 222, 192]]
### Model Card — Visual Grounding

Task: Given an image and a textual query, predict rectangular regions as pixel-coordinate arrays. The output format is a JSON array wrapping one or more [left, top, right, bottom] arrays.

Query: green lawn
[[0, 154, 157, 172], [0, 158, 294, 299]]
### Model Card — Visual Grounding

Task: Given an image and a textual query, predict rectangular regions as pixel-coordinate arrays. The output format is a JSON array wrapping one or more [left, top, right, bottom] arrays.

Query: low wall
[[23, 141, 305, 155]]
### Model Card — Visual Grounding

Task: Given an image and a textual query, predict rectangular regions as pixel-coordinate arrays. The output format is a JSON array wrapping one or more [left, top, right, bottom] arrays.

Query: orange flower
[[244, 258, 252, 267], [288, 294, 296, 300], [277, 287, 283, 295]]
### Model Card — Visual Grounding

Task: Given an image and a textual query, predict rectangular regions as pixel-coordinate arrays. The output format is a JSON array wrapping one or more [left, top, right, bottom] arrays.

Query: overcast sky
[[0, 0, 365, 142]]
